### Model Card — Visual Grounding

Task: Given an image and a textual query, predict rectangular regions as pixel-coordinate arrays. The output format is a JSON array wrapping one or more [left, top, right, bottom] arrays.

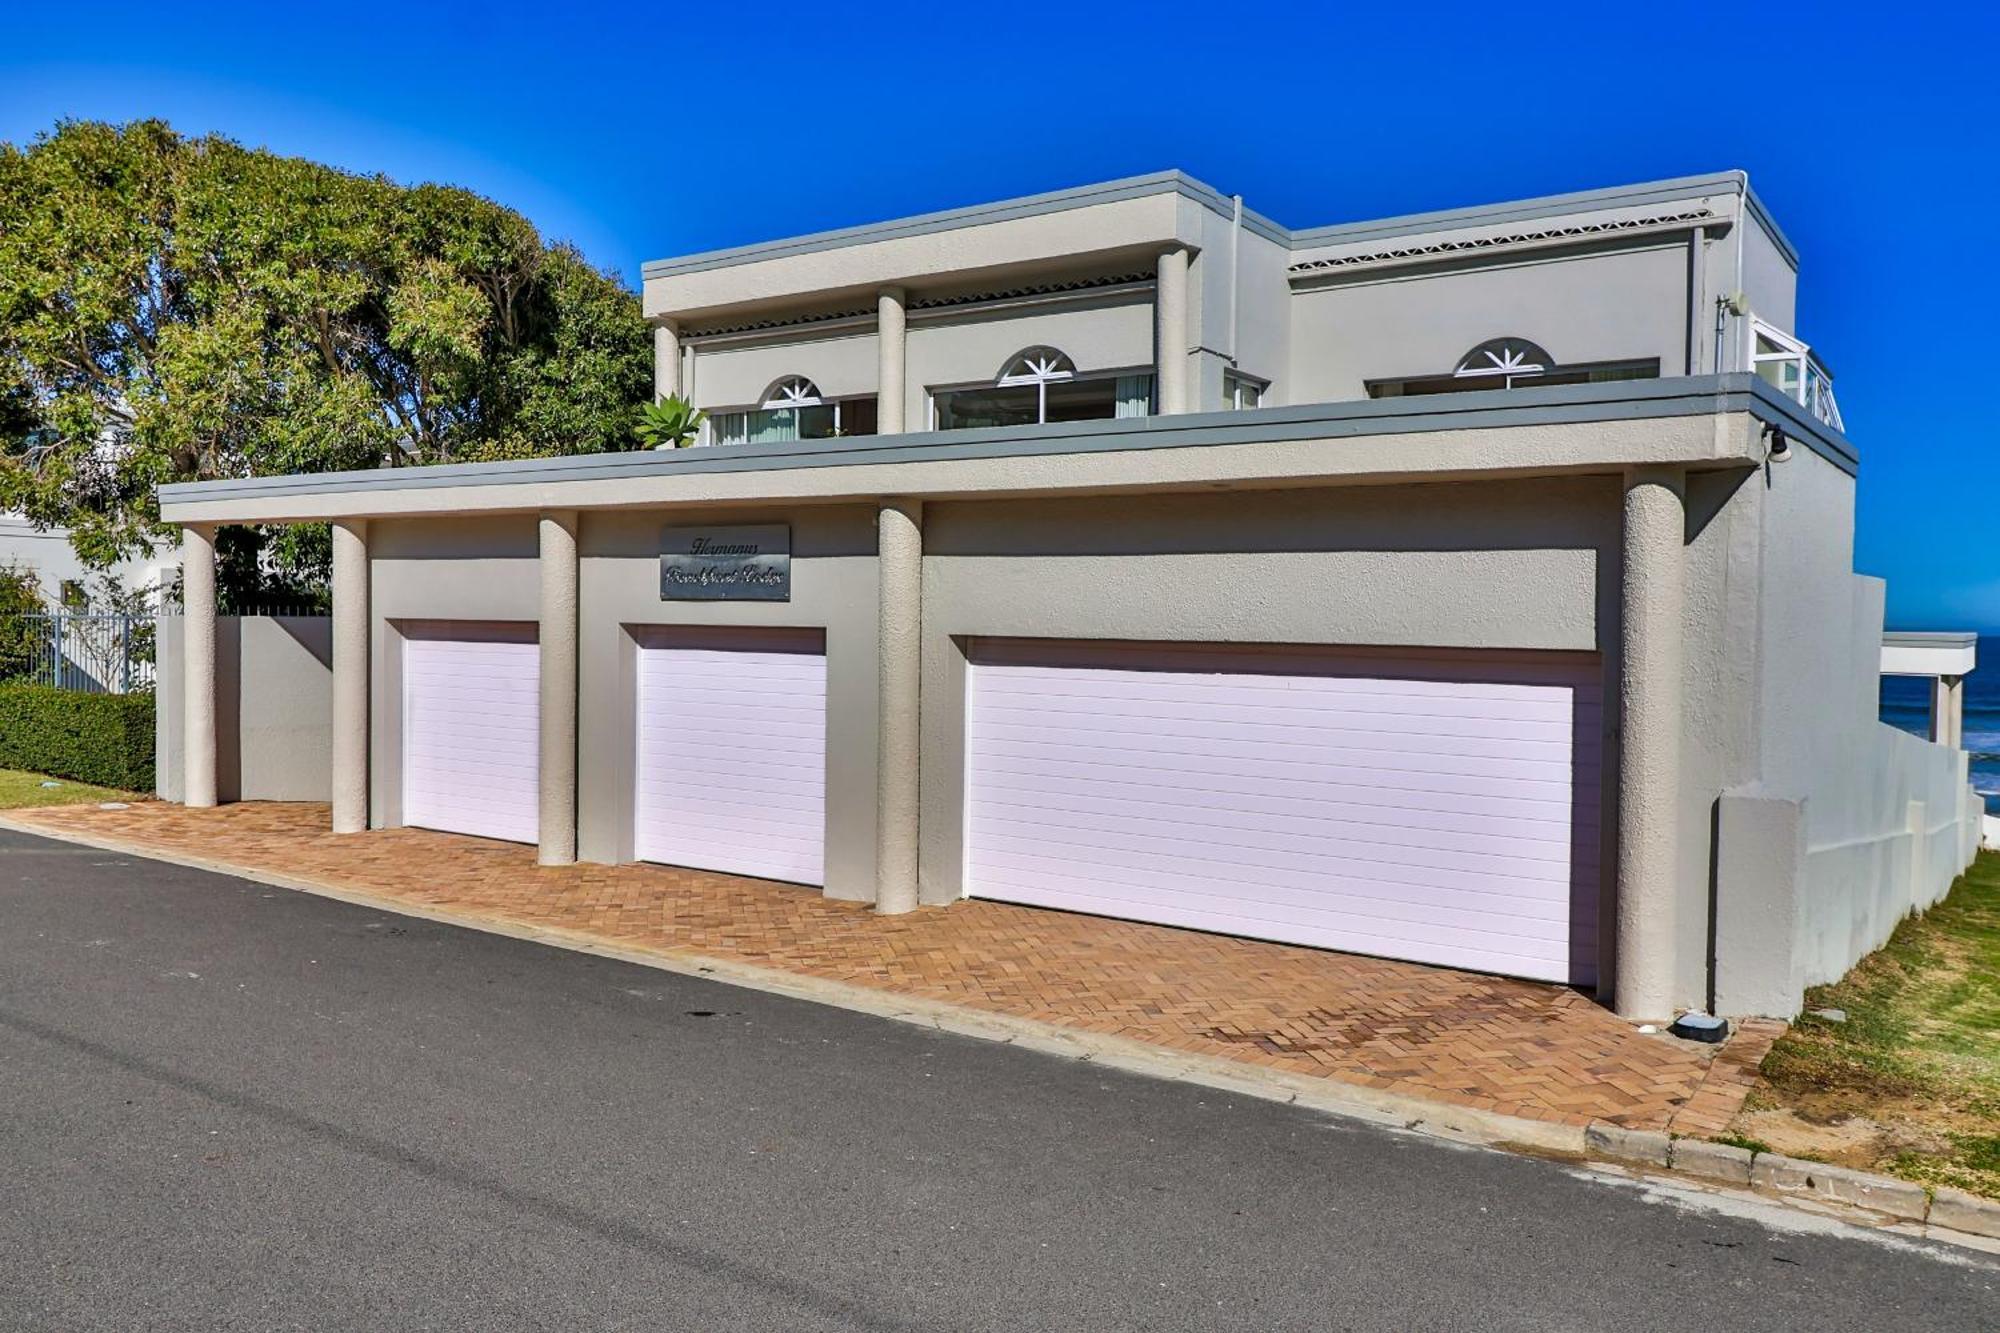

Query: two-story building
[[155, 170, 1981, 1023], [645, 169, 1835, 444]]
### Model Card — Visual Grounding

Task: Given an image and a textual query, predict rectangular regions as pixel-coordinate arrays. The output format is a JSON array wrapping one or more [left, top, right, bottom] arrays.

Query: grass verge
[[1730, 849, 2000, 1199], [0, 768, 143, 810]]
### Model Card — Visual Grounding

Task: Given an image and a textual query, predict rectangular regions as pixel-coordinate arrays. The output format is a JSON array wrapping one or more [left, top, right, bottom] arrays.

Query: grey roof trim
[[1882, 631, 1978, 649], [1288, 208, 1716, 275], [158, 375, 1849, 511], [1287, 172, 1750, 249], [641, 170, 1759, 282], [642, 171, 1240, 281]]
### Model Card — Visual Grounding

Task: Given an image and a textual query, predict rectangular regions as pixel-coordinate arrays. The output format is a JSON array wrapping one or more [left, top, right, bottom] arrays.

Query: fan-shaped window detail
[[1366, 338, 1659, 400], [931, 347, 1152, 431], [997, 348, 1076, 386], [707, 375, 877, 446], [1454, 339, 1555, 382], [762, 377, 824, 409]]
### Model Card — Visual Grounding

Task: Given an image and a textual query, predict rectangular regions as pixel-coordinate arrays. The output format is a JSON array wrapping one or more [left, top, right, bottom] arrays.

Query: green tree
[[0, 119, 653, 602], [0, 563, 44, 681]]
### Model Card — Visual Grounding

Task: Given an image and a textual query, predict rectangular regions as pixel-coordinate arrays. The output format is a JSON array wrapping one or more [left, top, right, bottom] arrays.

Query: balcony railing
[[1750, 318, 1844, 432]]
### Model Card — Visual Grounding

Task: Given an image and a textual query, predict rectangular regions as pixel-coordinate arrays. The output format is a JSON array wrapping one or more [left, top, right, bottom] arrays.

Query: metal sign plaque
[[659, 524, 791, 601]]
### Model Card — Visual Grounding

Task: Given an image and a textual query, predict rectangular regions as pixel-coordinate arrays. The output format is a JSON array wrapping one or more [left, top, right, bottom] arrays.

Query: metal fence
[[2, 613, 158, 694]]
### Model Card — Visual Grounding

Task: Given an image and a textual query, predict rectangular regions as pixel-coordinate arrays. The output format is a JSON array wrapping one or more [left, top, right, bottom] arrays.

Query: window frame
[[1364, 339, 1660, 400], [703, 376, 876, 445], [927, 349, 1155, 430], [1223, 371, 1268, 411]]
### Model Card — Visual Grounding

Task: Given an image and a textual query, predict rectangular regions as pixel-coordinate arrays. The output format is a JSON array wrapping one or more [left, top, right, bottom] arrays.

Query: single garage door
[[964, 640, 1601, 985], [634, 628, 827, 886], [401, 622, 540, 844]]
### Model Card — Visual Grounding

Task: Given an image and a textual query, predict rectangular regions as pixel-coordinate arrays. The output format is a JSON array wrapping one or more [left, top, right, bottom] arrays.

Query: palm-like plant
[[634, 395, 706, 450]]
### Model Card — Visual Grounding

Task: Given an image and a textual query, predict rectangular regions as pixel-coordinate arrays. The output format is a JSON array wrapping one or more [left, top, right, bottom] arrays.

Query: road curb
[[10, 812, 1996, 1250], [1583, 1120, 2000, 1242]]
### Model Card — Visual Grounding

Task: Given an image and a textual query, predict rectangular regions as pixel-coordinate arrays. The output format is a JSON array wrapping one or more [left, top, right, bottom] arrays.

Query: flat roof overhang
[[1882, 632, 1979, 678], [157, 375, 1852, 526]]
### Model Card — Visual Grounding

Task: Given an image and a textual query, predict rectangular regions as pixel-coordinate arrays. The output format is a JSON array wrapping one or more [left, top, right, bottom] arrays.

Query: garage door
[[401, 622, 540, 844], [634, 628, 827, 886], [964, 641, 1601, 985]]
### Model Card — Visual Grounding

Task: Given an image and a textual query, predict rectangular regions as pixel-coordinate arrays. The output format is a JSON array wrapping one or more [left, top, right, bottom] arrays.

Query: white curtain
[[747, 407, 800, 444], [1114, 374, 1154, 418]]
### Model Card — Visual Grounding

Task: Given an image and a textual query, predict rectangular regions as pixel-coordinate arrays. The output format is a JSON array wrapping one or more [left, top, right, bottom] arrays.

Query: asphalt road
[[1, 826, 1993, 1332]]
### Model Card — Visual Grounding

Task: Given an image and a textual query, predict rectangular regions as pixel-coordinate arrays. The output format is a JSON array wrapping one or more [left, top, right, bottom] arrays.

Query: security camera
[[1763, 423, 1792, 463]]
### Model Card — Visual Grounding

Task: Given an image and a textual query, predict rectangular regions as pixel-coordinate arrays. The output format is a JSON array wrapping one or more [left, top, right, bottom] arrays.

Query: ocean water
[[1879, 635, 2000, 815]]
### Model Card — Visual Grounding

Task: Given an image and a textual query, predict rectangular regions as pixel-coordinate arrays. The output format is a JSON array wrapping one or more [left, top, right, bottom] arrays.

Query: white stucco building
[[153, 170, 1981, 1022]]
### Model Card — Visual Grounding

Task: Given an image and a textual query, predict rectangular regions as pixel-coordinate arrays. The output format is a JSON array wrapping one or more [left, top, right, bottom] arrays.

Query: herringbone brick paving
[[11, 801, 1769, 1132]]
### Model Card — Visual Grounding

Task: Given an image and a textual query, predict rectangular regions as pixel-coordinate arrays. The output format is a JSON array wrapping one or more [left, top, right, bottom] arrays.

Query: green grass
[[1708, 1131, 1774, 1157], [0, 768, 140, 809], [1752, 849, 2000, 1197]]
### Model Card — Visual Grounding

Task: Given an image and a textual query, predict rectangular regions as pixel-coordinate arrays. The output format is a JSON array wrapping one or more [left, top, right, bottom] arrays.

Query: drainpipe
[[1227, 194, 1243, 367]]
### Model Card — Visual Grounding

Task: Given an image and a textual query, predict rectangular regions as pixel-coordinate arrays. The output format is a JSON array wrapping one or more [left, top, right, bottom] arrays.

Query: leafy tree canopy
[[0, 119, 653, 600]]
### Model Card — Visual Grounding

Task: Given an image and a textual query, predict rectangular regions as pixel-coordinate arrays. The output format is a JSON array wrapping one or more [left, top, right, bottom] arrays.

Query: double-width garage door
[[402, 622, 541, 845], [633, 628, 827, 886], [964, 641, 1602, 985]]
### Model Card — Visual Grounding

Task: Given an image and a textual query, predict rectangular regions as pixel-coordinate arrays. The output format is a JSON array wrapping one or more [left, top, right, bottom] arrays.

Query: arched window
[[997, 348, 1076, 387], [1366, 338, 1659, 400], [708, 374, 876, 446], [762, 376, 825, 409], [1453, 338, 1555, 386], [931, 347, 1152, 431]]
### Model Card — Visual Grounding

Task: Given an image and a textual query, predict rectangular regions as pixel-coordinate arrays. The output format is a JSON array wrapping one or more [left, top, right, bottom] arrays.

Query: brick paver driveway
[[8, 801, 1775, 1133]]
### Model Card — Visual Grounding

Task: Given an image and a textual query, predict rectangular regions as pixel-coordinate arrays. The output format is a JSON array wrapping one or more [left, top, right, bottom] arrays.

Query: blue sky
[[6, 2, 1995, 630]]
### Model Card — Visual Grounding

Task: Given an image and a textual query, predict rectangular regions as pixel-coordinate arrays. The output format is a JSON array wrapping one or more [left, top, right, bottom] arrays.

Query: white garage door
[[634, 628, 827, 886], [401, 622, 540, 845], [965, 641, 1601, 985]]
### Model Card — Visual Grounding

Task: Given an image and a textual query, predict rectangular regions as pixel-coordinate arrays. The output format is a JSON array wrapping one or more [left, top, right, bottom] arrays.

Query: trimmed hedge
[[0, 684, 155, 792]]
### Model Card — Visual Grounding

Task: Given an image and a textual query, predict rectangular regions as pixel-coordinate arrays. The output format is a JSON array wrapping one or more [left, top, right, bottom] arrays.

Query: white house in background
[[0, 512, 177, 603]]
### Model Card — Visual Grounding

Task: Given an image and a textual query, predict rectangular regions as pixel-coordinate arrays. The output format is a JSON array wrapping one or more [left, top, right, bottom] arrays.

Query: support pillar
[[1933, 675, 1965, 749], [180, 523, 217, 809], [1615, 467, 1687, 1021], [330, 519, 371, 833], [877, 287, 907, 433], [1156, 246, 1190, 414], [653, 320, 680, 400], [875, 499, 923, 914], [538, 510, 580, 866]]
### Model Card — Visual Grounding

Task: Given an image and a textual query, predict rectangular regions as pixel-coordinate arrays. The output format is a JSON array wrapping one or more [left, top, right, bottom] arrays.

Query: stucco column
[[180, 523, 218, 809], [1615, 466, 1687, 1021], [875, 499, 923, 914], [653, 320, 680, 400], [1155, 246, 1190, 414], [538, 509, 580, 866], [330, 519, 371, 833], [1934, 675, 1965, 749], [877, 287, 907, 433]]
